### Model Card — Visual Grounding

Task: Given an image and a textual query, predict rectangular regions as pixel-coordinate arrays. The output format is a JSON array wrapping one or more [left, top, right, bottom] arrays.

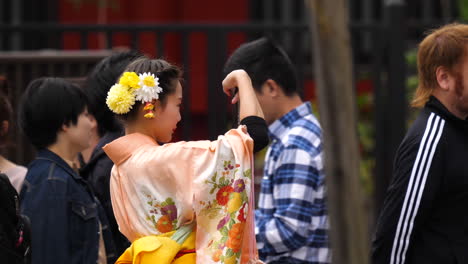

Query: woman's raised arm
[[222, 70, 264, 120]]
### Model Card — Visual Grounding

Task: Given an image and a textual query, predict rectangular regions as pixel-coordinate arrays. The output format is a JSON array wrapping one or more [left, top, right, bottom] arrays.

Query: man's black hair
[[84, 50, 142, 137], [223, 37, 299, 96], [19, 77, 88, 149]]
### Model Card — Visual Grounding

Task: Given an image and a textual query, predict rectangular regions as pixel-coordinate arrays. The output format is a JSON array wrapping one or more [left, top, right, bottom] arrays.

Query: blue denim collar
[[36, 149, 82, 181]]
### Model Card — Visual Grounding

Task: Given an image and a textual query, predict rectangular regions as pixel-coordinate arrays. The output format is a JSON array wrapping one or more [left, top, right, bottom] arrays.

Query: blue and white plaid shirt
[[255, 102, 330, 264]]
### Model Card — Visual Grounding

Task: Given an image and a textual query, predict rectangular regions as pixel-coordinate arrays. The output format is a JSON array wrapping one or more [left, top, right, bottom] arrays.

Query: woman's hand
[[222, 69, 251, 104], [222, 69, 264, 120]]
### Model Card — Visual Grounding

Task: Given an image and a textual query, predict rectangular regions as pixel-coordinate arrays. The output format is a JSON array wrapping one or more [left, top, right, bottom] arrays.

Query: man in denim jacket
[[19, 77, 117, 264]]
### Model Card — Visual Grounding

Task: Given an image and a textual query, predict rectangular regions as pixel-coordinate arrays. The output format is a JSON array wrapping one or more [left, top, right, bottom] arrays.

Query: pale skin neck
[[432, 90, 468, 119], [0, 155, 17, 171], [125, 121, 157, 142], [273, 94, 304, 122], [48, 133, 81, 166]]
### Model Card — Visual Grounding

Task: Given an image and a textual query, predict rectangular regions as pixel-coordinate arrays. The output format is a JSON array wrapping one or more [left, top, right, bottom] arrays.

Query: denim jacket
[[20, 149, 117, 264]]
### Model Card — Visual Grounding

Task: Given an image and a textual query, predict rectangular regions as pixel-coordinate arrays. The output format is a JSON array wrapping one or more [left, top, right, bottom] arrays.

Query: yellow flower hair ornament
[[106, 84, 135, 114], [119, 72, 140, 90], [106, 71, 163, 115]]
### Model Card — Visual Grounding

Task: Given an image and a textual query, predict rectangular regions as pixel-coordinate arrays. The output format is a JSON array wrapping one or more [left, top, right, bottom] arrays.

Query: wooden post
[[305, 1, 369, 263]]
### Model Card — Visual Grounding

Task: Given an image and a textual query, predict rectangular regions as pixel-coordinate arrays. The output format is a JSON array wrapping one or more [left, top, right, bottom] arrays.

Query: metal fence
[[0, 23, 313, 164], [0, 50, 113, 165], [0, 1, 461, 215]]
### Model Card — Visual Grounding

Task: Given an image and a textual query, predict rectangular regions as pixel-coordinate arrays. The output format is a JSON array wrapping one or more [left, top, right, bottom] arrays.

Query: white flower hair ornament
[[106, 71, 163, 119]]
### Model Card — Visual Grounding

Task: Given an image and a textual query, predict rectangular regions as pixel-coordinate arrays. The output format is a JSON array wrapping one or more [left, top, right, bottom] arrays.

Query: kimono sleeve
[[189, 126, 259, 264]]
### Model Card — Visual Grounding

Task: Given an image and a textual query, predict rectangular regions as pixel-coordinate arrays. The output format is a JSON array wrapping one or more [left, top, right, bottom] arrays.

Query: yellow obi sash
[[116, 224, 196, 264]]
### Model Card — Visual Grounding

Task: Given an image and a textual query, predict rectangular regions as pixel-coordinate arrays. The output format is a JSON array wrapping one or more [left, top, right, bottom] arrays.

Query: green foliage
[[355, 47, 420, 197], [355, 91, 374, 196], [405, 49, 417, 67], [459, 0, 468, 21], [406, 75, 418, 91], [405, 48, 420, 123]]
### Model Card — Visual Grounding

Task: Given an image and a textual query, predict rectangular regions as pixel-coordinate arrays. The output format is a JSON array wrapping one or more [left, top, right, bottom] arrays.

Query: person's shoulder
[[22, 159, 72, 200], [7, 165, 27, 183], [281, 115, 322, 152], [128, 140, 209, 167], [405, 109, 446, 146], [92, 154, 113, 171], [25, 158, 52, 179], [80, 153, 113, 183], [0, 173, 17, 196], [289, 112, 322, 135], [16, 165, 27, 173], [138, 140, 210, 152], [395, 109, 447, 165], [26, 158, 70, 184], [7, 164, 27, 177]]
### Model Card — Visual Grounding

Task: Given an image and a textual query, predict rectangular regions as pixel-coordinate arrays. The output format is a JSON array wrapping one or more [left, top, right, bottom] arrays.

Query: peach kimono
[[103, 126, 259, 264]]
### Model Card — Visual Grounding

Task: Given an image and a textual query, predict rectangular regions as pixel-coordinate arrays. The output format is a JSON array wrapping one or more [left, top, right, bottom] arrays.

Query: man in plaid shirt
[[224, 38, 330, 264]]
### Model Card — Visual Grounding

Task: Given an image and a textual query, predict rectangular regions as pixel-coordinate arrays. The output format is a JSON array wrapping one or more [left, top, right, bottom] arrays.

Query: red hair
[[412, 23, 468, 108]]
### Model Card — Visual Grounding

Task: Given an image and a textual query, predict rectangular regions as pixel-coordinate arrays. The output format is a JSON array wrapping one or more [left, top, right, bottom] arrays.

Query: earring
[[143, 102, 155, 119]]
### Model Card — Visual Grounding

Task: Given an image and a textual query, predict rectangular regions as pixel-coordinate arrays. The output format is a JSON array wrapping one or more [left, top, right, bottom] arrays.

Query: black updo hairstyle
[[118, 58, 183, 122]]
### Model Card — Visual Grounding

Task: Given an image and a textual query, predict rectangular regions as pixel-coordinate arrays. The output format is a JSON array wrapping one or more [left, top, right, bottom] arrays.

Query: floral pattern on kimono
[[103, 126, 259, 264]]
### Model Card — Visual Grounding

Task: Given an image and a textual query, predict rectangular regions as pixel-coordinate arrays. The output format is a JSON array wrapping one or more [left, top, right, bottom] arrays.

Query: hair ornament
[[106, 71, 162, 115], [143, 102, 155, 119]]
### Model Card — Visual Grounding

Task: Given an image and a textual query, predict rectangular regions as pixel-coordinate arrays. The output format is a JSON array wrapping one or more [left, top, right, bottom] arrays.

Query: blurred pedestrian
[[0, 173, 31, 264], [0, 84, 27, 192], [19, 77, 117, 264], [224, 38, 330, 264], [80, 50, 141, 254], [372, 23, 468, 264]]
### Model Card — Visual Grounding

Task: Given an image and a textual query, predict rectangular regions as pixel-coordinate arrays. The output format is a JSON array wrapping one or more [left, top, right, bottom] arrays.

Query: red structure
[[59, 0, 249, 116]]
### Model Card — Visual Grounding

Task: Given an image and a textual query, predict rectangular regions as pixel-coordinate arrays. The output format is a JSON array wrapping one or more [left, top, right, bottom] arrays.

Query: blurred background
[[0, 0, 465, 225]]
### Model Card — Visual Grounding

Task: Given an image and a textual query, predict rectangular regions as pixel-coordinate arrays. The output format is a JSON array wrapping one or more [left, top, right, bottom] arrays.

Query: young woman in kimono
[[103, 58, 269, 264]]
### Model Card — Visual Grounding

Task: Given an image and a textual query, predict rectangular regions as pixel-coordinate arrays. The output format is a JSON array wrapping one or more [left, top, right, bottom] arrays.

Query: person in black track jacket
[[372, 23, 468, 264]]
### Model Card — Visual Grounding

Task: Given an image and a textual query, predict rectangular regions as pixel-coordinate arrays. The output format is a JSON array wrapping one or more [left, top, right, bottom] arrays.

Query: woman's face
[[150, 81, 183, 143]]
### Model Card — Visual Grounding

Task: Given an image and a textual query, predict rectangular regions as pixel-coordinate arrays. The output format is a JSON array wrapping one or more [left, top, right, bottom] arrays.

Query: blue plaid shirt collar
[[269, 101, 313, 141]]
